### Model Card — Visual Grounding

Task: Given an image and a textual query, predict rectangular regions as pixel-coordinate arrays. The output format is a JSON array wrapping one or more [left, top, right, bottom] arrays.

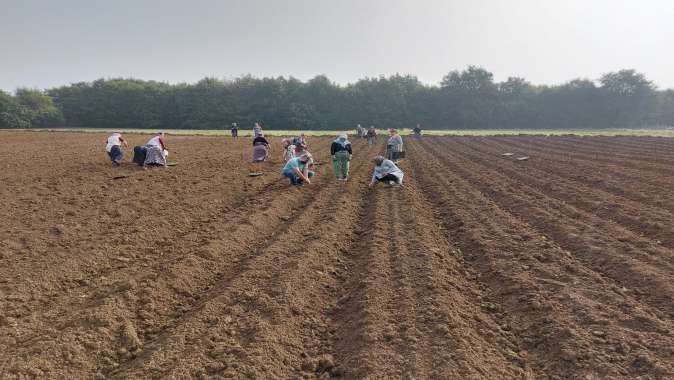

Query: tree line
[[2, 66, 673, 130]]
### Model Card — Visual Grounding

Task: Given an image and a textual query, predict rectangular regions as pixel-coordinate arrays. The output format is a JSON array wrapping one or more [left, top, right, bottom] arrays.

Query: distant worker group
[[104, 122, 418, 188], [106, 132, 170, 167]]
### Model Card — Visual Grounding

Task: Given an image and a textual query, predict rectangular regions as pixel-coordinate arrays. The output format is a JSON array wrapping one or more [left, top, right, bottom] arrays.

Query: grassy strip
[[3, 127, 674, 137]]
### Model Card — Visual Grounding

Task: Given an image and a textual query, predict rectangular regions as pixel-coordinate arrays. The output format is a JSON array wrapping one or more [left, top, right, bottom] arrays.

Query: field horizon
[[4, 127, 674, 137]]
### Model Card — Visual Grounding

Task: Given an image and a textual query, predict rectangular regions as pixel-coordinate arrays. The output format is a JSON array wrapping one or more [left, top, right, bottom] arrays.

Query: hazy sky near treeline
[[2, 0, 673, 91]]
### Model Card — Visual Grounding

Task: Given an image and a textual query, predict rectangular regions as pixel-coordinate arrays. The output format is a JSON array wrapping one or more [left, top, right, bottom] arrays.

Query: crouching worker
[[144, 132, 169, 166], [106, 132, 128, 165], [369, 155, 404, 187], [282, 153, 315, 186]]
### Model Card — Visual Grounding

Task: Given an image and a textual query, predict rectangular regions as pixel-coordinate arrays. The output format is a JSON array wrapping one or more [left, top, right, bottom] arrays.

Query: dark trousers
[[108, 145, 123, 162], [376, 174, 400, 183]]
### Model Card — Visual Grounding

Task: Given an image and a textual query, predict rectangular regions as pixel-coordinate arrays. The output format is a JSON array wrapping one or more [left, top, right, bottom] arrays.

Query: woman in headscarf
[[292, 134, 309, 157], [105, 132, 128, 166], [253, 122, 263, 137], [282, 153, 315, 186], [369, 155, 404, 187], [252, 133, 270, 162], [386, 128, 404, 162], [331, 134, 352, 181], [230, 122, 238, 138], [144, 132, 168, 166]]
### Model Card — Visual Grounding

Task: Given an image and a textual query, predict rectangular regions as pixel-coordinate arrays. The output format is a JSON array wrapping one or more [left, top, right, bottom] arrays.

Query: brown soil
[[1, 131, 674, 379]]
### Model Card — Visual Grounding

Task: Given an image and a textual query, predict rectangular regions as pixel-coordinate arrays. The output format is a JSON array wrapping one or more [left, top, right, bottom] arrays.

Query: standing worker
[[105, 132, 128, 166], [366, 126, 377, 145], [231, 123, 238, 138], [331, 134, 352, 181], [386, 128, 404, 162], [253, 122, 263, 137], [413, 123, 422, 140]]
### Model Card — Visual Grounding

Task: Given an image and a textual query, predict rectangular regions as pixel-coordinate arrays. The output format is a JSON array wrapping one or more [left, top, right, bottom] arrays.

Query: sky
[[1, 0, 673, 91]]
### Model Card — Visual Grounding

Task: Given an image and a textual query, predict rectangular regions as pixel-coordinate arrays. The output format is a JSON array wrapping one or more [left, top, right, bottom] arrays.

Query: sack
[[132, 146, 147, 166]]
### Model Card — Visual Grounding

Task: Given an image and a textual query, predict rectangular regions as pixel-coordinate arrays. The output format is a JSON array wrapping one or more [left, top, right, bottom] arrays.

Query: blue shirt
[[282, 157, 307, 174]]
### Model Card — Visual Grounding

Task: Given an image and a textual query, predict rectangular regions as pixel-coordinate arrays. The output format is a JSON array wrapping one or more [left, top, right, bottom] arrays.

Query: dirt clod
[[120, 321, 142, 352]]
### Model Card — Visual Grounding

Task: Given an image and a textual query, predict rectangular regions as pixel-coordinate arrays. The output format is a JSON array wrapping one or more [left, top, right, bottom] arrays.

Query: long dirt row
[[451, 137, 674, 258], [481, 137, 674, 211], [421, 138, 674, 320], [2, 134, 334, 377], [406, 139, 674, 379]]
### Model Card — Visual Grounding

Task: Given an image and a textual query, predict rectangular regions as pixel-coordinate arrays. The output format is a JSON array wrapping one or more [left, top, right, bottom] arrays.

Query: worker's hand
[[305, 178, 311, 185], [368, 181, 374, 188], [348, 155, 352, 161], [331, 155, 336, 160]]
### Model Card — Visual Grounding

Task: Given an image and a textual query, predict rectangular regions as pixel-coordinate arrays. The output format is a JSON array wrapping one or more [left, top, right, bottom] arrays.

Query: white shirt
[[106, 133, 122, 152], [147, 135, 163, 147]]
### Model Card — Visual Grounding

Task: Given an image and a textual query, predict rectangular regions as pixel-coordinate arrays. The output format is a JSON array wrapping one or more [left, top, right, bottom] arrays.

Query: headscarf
[[373, 155, 385, 166], [334, 134, 350, 147]]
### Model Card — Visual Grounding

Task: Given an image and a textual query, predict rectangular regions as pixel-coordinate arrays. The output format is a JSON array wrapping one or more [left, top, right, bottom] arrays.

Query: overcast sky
[[1, 0, 673, 91]]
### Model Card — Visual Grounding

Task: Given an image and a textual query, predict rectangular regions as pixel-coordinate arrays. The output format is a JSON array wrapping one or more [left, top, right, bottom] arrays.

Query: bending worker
[[369, 155, 404, 187], [282, 153, 315, 186], [105, 132, 128, 166]]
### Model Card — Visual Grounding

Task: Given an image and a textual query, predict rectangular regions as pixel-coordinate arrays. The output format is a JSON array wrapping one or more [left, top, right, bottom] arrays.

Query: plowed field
[[2, 132, 674, 379]]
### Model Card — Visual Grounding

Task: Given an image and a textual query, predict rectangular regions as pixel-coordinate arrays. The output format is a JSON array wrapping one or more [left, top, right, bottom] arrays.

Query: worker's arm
[[302, 166, 311, 184], [369, 172, 378, 188], [293, 167, 311, 184]]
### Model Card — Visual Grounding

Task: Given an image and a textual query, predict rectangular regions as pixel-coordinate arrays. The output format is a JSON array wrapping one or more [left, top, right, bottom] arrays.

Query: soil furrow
[[2, 142, 329, 352], [109, 143, 377, 379], [454, 137, 674, 257], [495, 136, 674, 177], [2, 136, 347, 378], [481, 136, 674, 212], [421, 138, 674, 319], [549, 136, 674, 160], [491, 136, 674, 195], [4, 132, 674, 380], [393, 160, 533, 378], [407, 139, 674, 379]]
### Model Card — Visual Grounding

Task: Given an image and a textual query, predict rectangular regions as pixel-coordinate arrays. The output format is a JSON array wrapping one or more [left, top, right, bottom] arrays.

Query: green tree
[[15, 88, 64, 127], [0, 90, 32, 129]]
